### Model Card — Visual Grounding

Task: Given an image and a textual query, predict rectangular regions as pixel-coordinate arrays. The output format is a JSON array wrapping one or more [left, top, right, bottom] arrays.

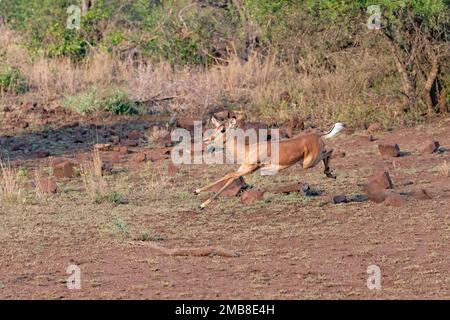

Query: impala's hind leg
[[322, 149, 336, 179], [199, 165, 259, 209]]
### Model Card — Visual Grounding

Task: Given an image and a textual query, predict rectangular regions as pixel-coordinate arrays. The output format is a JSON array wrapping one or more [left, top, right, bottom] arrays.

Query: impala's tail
[[322, 123, 346, 139]]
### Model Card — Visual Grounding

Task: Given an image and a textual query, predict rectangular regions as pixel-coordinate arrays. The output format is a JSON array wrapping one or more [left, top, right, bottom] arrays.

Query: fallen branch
[[129, 241, 240, 257]]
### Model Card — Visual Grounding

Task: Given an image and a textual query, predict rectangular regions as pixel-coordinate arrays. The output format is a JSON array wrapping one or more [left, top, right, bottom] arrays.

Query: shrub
[[0, 65, 28, 94], [102, 89, 138, 115]]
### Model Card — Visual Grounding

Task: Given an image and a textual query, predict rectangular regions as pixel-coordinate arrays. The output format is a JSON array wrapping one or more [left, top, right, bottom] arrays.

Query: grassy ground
[[1, 117, 450, 299]]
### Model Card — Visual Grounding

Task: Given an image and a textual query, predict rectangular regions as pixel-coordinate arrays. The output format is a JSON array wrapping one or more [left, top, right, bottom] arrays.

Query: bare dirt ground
[[1, 104, 450, 299]]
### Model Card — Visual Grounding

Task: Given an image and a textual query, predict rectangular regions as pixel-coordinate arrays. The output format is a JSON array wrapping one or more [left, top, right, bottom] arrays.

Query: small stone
[[419, 140, 440, 154], [332, 195, 348, 204], [384, 194, 407, 207], [363, 182, 387, 203], [378, 144, 400, 157], [94, 143, 112, 152], [128, 130, 141, 140], [53, 161, 75, 179], [132, 152, 147, 163], [240, 190, 265, 204], [110, 135, 120, 145], [113, 146, 129, 154], [411, 188, 433, 200], [37, 179, 58, 194], [368, 171, 394, 189], [331, 151, 346, 159], [367, 122, 384, 133], [36, 150, 50, 158]]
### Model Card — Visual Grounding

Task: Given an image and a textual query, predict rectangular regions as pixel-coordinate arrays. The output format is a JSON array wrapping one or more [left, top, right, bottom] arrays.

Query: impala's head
[[204, 116, 237, 152]]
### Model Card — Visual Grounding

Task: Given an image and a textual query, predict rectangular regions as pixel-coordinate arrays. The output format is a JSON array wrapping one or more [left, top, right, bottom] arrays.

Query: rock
[[132, 152, 147, 163], [113, 146, 129, 154], [94, 143, 112, 152], [37, 178, 58, 194], [109, 135, 120, 145], [123, 139, 138, 147], [419, 140, 440, 154], [146, 150, 170, 162], [332, 195, 348, 204], [167, 163, 179, 176], [368, 171, 394, 189], [128, 130, 141, 140], [411, 188, 433, 200], [367, 122, 384, 133], [378, 144, 400, 157], [208, 177, 247, 197], [53, 161, 75, 179], [331, 151, 346, 159], [268, 182, 310, 194], [240, 190, 265, 204], [363, 182, 387, 203], [384, 194, 407, 207], [107, 153, 122, 164], [36, 150, 50, 158], [101, 161, 113, 174], [73, 131, 84, 143]]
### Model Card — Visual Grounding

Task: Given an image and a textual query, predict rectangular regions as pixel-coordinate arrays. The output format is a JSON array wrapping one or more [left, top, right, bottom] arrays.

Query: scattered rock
[[109, 135, 121, 145], [368, 171, 394, 189], [411, 188, 433, 200], [208, 177, 247, 197], [378, 144, 400, 157], [113, 146, 129, 154], [128, 130, 141, 140], [53, 161, 75, 179], [384, 194, 407, 207], [363, 182, 387, 203], [331, 151, 346, 159], [37, 179, 58, 194], [94, 143, 112, 152], [123, 139, 139, 147], [332, 195, 348, 204], [268, 182, 310, 195], [146, 150, 170, 162], [101, 161, 113, 174], [132, 152, 147, 163], [240, 190, 265, 204], [107, 153, 122, 164], [367, 122, 384, 133], [419, 140, 440, 154], [167, 163, 179, 176], [36, 150, 50, 158]]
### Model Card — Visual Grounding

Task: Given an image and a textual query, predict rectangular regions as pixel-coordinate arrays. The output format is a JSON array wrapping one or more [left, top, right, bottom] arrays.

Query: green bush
[[0, 65, 28, 94], [63, 88, 137, 115], [103, 90, 138, 115]]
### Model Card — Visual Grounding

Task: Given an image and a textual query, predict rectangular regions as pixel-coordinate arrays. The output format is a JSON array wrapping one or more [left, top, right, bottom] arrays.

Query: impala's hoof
[[326, 172, 336, 179], [199, 204, 205, 210]]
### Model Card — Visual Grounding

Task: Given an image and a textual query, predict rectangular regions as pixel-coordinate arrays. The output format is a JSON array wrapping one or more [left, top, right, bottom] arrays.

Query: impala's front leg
[[322, 149, 336, 179]]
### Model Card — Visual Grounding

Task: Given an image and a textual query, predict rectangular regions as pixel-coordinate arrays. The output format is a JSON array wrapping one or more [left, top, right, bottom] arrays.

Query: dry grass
[[80, 149, 108, 202], [438, 160, 449, 177], [0, 159, 22, 202]]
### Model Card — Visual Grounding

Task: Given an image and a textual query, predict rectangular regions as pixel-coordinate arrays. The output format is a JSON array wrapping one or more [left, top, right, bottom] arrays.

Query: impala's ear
[[211, 116, 221, 128], [229, 117, 237, 127]]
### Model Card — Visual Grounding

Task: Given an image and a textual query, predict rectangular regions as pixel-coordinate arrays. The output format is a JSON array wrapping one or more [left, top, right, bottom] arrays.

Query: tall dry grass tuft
[[0, 159, 22, 202], [80, 149, 108, 202], [438, 160, 449, 177]]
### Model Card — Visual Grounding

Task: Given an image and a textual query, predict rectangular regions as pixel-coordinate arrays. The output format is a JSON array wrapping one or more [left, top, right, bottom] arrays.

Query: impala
[[195, 116, 346, 209]]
